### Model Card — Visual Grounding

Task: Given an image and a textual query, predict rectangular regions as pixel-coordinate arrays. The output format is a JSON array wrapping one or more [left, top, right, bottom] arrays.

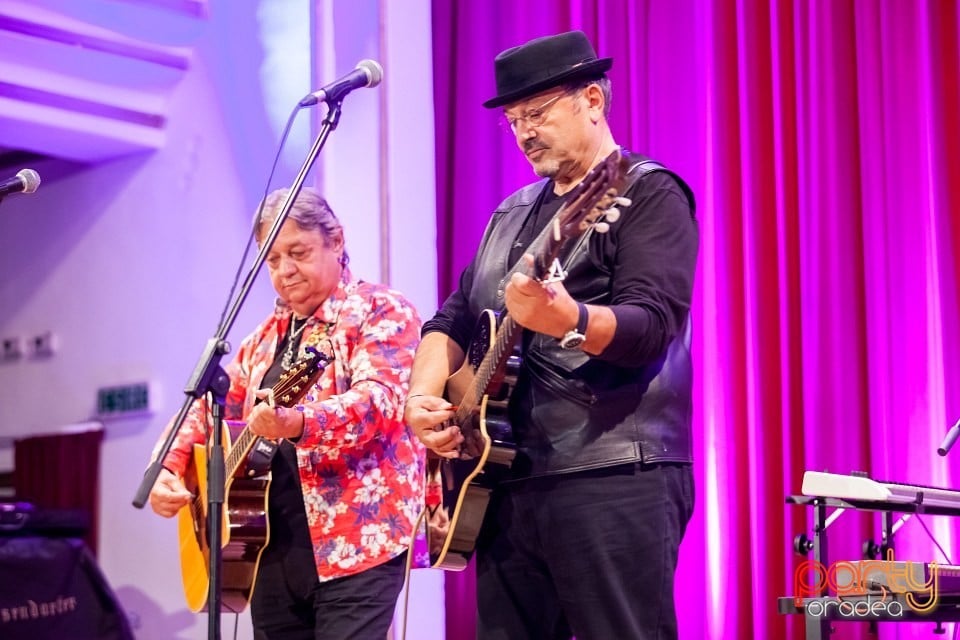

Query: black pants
[[249, 442, 406, 639], [476, 462, 694, 640], [250, 545, 406, 640]]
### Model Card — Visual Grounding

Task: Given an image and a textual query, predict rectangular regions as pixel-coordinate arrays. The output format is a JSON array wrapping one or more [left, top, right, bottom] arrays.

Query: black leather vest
[[467, 154, 695, 477]]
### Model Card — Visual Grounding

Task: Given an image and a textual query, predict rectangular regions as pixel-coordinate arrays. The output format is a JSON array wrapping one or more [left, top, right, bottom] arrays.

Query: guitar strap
[[625, 158, 697, 218]]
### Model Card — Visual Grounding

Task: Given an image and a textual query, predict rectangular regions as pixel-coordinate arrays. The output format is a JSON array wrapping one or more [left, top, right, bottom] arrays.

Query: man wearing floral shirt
[[149, 187, 424, 639]]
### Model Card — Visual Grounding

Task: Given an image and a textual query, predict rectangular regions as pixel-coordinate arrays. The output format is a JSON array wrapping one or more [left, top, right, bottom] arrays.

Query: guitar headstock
[[530, 149, 631, 280], [557, 148, 631, 239], [274, 346, 330, 407]]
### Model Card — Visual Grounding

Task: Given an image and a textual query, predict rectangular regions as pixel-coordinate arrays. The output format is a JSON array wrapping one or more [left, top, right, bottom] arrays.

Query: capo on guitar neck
[[541, 258, 568, 284]]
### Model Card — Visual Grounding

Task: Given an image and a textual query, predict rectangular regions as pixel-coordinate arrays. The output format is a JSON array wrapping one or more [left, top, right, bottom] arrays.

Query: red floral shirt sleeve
[[297, 290, 418, 450]]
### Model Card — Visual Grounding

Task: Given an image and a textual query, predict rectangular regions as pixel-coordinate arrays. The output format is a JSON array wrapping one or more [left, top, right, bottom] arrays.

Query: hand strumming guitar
[[403, 394, 462, 459], [148, 467, 193, 518]]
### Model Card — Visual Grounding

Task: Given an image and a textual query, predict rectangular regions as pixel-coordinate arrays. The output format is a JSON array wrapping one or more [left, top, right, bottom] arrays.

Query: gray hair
[[255, 187, 349, 265], [563, 75, 612, 117]]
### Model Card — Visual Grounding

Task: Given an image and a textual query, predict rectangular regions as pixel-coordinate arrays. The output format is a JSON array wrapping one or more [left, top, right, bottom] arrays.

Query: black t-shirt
[[259, 322, 312, 551], [507, 186, 566, 267]]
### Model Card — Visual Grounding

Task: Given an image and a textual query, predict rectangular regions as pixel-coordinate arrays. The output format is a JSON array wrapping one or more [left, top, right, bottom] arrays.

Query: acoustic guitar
[[178, 346, 328, 612], [425, 149, 630, 570]]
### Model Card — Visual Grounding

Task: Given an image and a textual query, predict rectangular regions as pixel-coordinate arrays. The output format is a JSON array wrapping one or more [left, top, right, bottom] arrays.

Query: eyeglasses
[[502, 92, 567, 133]]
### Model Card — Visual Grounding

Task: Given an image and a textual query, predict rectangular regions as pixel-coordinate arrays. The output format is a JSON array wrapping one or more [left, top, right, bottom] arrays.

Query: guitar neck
[[457, 206, 580, 409], [223, 348, 329, 478], [456, 224, 588, 417], [462, 315, 521, 411], [225, 428, 257, 477]]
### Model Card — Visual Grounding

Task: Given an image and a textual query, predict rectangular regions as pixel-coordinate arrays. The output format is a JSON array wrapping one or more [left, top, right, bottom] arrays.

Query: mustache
[[523, 139, 547, 155]]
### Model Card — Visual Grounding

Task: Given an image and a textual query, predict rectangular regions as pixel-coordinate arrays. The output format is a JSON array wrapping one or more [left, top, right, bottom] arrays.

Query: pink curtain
[[432, 1, 960, 638]]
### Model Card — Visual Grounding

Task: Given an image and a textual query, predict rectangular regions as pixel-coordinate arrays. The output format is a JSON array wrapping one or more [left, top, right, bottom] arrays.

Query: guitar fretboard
[[223, 349, 328, 478]]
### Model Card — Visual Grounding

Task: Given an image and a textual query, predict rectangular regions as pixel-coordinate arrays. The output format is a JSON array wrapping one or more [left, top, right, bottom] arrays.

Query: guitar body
[[176, 348, 329, 611], [178, 422, 271, 613], [426, 310, 520, 570]]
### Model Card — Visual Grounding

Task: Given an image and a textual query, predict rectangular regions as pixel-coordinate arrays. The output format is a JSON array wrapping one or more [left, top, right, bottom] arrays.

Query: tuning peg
[[614, 196, 632, 207], [594, 222, 610, 233], [604, 208, 621, 223]]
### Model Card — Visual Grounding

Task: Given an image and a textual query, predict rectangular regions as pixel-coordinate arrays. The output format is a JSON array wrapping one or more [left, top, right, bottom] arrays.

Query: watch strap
[[575, 301, 588, 335]]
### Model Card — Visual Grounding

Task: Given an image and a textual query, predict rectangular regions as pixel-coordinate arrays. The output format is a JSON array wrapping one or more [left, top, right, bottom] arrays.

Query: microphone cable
[[397, 506, 428, 640], [216, 103, 304, 331]]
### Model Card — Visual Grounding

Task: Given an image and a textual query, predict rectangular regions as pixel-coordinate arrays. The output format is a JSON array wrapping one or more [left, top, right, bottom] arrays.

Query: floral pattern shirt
[[161, 269, 425, 581]]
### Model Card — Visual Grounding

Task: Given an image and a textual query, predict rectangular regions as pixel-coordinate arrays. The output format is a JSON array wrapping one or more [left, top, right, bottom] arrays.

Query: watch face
[[560, 331, 585, 349]]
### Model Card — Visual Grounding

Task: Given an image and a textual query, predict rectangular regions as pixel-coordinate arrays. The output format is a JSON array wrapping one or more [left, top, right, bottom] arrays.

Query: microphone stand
[[133, 99, 345, 639]]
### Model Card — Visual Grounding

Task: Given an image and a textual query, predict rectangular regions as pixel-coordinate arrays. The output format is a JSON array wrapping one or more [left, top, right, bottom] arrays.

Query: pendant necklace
[[281, 316, 309, 370]]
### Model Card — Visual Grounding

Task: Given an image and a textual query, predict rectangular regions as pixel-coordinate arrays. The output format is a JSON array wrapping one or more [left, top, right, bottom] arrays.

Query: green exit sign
[[97, 383, 151, 417]]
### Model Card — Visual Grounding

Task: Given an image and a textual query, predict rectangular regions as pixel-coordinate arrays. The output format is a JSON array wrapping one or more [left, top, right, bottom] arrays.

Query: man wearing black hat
[[405, 30, 698, 639]]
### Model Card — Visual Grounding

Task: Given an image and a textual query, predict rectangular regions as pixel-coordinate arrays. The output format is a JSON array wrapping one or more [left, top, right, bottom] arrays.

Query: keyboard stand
[[787, 496, 832, 640], [782, 494, 960, 640]]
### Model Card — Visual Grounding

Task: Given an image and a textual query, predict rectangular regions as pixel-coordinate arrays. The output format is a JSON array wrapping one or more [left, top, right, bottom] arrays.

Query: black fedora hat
[[483, 30, 612, 109]]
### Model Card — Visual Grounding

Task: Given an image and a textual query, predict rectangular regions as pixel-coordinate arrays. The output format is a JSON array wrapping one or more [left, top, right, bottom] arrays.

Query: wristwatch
[[559, 302, 588, 350]]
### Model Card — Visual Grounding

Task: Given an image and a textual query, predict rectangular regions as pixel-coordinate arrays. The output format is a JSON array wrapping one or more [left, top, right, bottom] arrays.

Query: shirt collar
[[272, 266, 355, 325]]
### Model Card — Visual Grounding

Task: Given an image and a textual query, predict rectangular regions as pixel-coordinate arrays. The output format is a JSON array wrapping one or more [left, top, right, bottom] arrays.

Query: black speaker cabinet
[[0, 511, 133, 640]]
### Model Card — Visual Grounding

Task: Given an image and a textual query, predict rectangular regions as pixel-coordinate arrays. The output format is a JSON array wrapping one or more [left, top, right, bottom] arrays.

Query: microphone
[[937, 418, 960, 456], [0, 169, 41, 197], [298, 59, 383, 107]]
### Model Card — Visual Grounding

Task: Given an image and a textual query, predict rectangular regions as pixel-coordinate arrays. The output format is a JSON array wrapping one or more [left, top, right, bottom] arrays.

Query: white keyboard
[[802, 471, 960, 509]]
